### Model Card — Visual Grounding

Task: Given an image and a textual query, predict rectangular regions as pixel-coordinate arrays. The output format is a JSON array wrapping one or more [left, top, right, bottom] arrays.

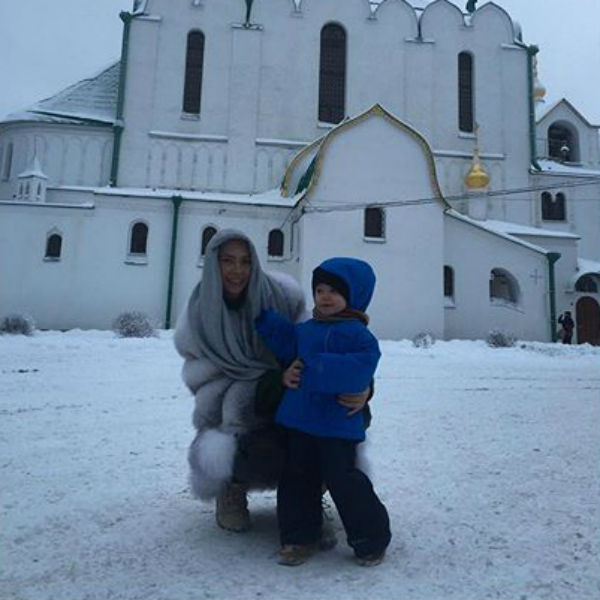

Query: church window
[[183, 30, 205, 115], [318, 23, 346, 124], [444, 266, 454, 298], [458, 52, 474, 133], [201, 225, 217, 256], [2, 142, 13, 180], [268, 229, 284, 257], [45, 233, 62, 260], [541, 191, 566, 221], [364, 207, 385, 239], [129, 221, 149, 255], [548, 121, 579, 162], [575, 275, 598, 293], [490, 268, 520, 304]]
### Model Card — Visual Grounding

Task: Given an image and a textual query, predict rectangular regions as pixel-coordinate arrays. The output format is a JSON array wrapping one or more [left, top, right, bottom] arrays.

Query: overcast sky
[[1, 0, 599, 123]]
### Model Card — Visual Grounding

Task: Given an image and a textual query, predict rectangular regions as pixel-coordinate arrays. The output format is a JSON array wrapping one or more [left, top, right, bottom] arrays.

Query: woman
[[174, 229, 368, 533]]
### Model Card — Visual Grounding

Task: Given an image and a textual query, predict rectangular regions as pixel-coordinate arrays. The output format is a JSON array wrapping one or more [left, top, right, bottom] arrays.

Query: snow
[[2, 330, 599, 600], [537, 159, 600, 177]]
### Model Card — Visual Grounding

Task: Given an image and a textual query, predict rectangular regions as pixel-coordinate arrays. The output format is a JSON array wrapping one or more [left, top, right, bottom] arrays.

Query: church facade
[[1, 0, 599, 343]]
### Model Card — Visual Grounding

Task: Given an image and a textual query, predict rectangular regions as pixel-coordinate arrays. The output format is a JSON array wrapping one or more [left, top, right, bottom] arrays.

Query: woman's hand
[[282, 358, 303, 389], [337, 389, 370, 416]]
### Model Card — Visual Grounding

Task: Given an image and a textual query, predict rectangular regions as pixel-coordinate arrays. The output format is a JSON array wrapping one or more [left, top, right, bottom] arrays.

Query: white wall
[[444, 214, 550, 341]]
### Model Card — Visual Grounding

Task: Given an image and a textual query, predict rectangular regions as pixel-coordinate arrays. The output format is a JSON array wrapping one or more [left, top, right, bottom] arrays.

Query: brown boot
[[215, 483, 250, 532], [277, 544, 317, 566]]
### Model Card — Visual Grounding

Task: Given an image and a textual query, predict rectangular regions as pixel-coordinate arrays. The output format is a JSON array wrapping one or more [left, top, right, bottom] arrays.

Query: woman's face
[[218, 239, 252, 300]]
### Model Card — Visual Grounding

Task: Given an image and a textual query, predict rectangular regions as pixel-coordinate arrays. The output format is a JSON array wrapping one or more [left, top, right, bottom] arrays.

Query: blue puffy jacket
[[255, 258, 380, 441]]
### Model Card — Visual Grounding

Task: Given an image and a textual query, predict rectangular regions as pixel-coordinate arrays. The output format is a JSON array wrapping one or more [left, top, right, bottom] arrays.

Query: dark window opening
[[268, 229, 284, 257], [130, 222, 149, 255], [541, 191, 566, 221], [575, 275, 598, 293], [548, 122, 579, 162], [458, 52, 474, 133], [444, 266, 454, 298], [183, 30, 205, 114], [364, 207, 385, 239], [201, 226, 217, 256], [318, 24, 346, 124], [45, 233, 62, 259]]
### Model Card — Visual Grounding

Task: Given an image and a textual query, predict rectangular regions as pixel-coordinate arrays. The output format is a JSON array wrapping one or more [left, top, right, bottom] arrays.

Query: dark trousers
[[277, 428, 391, 559]]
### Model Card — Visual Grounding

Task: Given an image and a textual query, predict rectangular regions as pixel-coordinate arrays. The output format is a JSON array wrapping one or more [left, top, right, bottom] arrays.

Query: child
[[255, 257, 391, 567]]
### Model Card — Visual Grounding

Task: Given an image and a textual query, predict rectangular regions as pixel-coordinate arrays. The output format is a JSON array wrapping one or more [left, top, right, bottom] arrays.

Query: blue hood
[[316, 257, 376, 312]]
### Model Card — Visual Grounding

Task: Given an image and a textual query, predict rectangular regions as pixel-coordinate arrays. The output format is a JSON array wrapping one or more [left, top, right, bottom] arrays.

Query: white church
[[1, 0, 599, 343]]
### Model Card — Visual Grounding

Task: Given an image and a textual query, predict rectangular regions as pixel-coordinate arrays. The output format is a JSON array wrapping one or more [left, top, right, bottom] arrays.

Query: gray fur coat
[[174, 265, 305, 500]]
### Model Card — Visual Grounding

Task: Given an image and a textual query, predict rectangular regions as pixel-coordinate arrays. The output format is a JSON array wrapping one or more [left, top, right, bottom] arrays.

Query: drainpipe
[[526, 45, 542, 172], [110, 11, 133, 187], [546, 252, 561, 342], [165, 195, 183, 329]]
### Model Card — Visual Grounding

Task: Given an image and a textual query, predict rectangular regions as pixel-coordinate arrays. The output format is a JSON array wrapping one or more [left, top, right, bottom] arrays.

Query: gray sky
[[1, 0, 599, 123]]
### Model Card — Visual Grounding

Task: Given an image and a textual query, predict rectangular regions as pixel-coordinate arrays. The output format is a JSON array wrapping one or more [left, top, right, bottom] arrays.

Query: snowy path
[[1, 331, 599, 600]]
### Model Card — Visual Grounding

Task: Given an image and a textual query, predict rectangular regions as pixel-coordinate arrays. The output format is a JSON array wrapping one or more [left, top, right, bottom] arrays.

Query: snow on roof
[[2, 62, 120, 126], [536, 159, 600, 177], [97, 185, 298, 208], [484, 219, 580, 240], [445, 210, 549, 254], [18, 156, 48, 180], [577, 258, 600, 276]]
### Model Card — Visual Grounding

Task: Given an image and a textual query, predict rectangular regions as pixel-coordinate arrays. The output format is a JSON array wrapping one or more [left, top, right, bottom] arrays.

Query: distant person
[[255, 257, 391, 567], [558, 311, 575, 344]]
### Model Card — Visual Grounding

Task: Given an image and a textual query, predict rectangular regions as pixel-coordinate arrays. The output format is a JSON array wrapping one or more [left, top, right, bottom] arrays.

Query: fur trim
[[188, 429, 237, 500]]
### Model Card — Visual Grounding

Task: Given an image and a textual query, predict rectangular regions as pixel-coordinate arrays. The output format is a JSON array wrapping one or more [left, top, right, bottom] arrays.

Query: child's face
[[314, 283, 347, 316]]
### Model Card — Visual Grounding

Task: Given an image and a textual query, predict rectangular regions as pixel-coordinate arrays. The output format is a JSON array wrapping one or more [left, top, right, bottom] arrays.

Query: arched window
[[541, 191, 566, 221], [318, 23, 346, 124], [575, 275, 598, 293], [268, 229, 284, 257], [444, 266, 454, 298], [548, 121, 579, 162], [2, 142, 13, 181], [458, 52, 474, 133], [201, 225, 217, 256], [364, 207, 385, 239], [183, 30, 205, 115], [130, 222, 149, 255], [45, 233, 62, 259], [490, 268, 520, 304]]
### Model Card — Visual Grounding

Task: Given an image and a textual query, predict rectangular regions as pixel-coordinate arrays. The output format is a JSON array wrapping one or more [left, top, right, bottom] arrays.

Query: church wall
[[119, 0, 532, 196], [298, 202, 445, 341], [0, 123, 112, 197], [444, 215, 549, 341]]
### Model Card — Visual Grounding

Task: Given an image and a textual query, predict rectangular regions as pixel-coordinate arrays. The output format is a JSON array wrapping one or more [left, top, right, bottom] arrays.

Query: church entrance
[[576, 296, 600, 345]]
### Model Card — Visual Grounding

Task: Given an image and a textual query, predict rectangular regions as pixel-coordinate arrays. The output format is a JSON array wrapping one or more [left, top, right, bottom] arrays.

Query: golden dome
[[465, 153, 490, 189], [535, 82, 547, 100]]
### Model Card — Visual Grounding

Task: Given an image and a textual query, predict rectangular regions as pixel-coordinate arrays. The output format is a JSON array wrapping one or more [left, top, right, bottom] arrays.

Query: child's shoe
[[277, 544, 316, 566], [356, 551, 386, 567], [215, 483, 250, 532]]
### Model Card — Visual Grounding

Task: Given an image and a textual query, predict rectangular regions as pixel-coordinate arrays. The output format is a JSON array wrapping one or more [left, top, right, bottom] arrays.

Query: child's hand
[[282, 358, 303, 389], [337, 389, 369, 416]]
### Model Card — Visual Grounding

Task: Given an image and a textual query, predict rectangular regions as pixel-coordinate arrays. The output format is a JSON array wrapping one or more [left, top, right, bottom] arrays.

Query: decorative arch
[[575, 274, 599, 293], [129, 221, 149, 255], [318, 22, 347, 124], [490, 268, 520, 304], [548, 121, 579, 162]]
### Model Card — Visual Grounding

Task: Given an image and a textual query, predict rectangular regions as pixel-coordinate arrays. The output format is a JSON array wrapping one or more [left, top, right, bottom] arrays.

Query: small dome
[[535, 81, 547, 100], [465, 153, 490, 189]]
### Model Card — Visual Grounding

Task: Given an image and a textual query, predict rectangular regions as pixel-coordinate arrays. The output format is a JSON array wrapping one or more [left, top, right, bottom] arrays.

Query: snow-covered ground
[[1, 331, 599, 600]]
